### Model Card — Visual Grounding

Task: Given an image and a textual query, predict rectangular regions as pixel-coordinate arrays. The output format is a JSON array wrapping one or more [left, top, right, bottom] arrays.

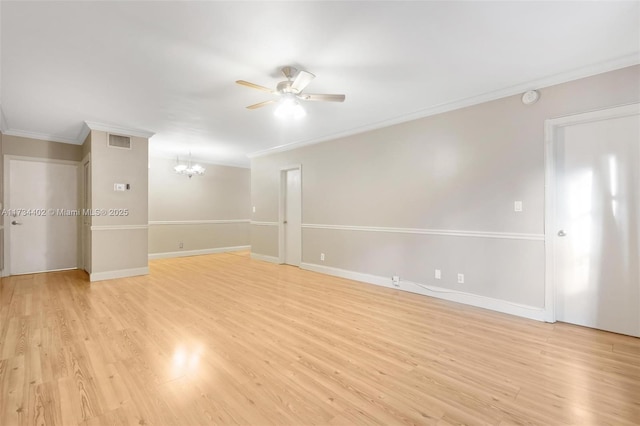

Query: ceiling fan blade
[[236, 80, 274, 93], [290, 70, 315, 93], [246, 100, 276, 110], [299, 93, 346, 102]]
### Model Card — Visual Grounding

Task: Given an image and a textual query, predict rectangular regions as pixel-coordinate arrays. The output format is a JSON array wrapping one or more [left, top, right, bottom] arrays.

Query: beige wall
[[148, 157, 250, 255], [2, 134, 83, 162], [250, 65, 640, 313], [91, 131, 148, 227], [88, 130, 149, 280]]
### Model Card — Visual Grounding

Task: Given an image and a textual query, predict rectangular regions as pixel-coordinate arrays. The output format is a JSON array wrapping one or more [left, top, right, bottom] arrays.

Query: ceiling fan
[[236, 66, 345, 118]]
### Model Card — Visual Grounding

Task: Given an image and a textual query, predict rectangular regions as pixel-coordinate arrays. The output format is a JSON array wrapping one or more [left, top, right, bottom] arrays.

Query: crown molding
[[1, 128, 81, 144], [83, 121, 155, 139], [248, 54, 640, 159], [1, 121, 155, 145], [77, 123, 91, 144]]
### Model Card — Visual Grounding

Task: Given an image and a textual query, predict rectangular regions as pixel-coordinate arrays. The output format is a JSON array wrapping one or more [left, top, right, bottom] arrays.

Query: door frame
[[544, 102, 640, 323], [2, 155, 81, 277], [278, 164, 302, 264], [81, 153, 91, 273]]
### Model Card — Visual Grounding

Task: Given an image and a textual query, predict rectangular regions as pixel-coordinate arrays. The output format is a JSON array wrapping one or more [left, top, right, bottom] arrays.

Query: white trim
[[149, 245, 250, 260], [279, 164, 303, 172], [250, 221, 279, 226], [4, 155, 79, 166], [250, 253, 281, 264], [2, 129, 81, 145], [3, 156, 10, 276], [149, 219, 250, 226], [544, 102, 640, 127], [543, 102, 640, 324], [90, 266, 149, 282], [9, 267, 77, 276], [300, 262, 546, 322], [302, 223, 544, 241], [80, 153, 91, 272], [77, 124, 91, 145], [83, 121, 155, 140], [91, 225, 148, 231], [248, 56, 639, 159], [544, 118, 557, 323]]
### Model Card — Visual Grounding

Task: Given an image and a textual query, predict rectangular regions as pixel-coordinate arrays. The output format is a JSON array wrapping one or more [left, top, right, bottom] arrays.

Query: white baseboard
[[148, 245, 250, 260], [250, 253, 281, 264], [300, 262, 547, 322], [90, 266, 149, 282]]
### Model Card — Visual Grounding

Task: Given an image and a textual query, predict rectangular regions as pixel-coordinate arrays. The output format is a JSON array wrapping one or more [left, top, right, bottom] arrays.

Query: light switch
[[514, 201, 523, 212]]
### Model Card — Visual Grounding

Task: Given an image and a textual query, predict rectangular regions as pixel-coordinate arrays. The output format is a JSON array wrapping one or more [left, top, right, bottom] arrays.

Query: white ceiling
[[1, 1, 638, 167]]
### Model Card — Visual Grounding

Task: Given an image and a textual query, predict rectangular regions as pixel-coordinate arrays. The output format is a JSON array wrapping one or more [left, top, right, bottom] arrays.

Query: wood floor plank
[[1, 252, 639, 425]]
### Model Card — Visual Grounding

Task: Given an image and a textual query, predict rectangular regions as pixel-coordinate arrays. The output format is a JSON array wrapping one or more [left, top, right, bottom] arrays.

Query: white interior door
[[8, 159, 79, 275], [554, 109, 639, 337], [284, 168, 301, 266]]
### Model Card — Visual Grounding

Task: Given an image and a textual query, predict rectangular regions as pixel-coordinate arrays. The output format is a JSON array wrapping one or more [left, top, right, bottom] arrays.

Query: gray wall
[[250, 65, 640, 314], [148, 157, 250, 256]]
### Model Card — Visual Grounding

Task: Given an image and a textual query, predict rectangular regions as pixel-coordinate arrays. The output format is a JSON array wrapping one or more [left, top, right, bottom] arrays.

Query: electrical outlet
[[457, 273, 464, 284], [179, 242, 184, 249], [435, 269, 441, 280], [320, 253, 325, 261], [252, 206, 256, 213], [392, 275, 400, 287], [514, 201, 523, 212]]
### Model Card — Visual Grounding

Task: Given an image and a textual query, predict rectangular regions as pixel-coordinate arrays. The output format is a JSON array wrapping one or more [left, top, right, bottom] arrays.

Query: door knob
[[283, 220, 288, 224], [11, 220, 23, 225], [557, 230, 566, 237]]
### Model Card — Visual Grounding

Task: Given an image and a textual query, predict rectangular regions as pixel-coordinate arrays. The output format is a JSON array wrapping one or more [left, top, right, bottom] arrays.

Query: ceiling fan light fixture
[[274, 93, 306, 119], [237, 66, 343, 116]]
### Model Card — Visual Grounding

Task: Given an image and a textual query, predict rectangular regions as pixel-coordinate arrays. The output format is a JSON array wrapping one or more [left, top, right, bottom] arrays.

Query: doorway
[[546, 103, 639, 337], [280, 166, 302, 266], [4, 157, 79, 275]]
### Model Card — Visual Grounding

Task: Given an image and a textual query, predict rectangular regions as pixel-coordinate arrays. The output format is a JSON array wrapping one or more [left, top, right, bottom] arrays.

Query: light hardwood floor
[[1, 252, 639, 425]]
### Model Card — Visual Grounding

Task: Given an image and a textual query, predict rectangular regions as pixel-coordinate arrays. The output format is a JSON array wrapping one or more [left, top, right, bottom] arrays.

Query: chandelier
[[174, 153, 205, 178]]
